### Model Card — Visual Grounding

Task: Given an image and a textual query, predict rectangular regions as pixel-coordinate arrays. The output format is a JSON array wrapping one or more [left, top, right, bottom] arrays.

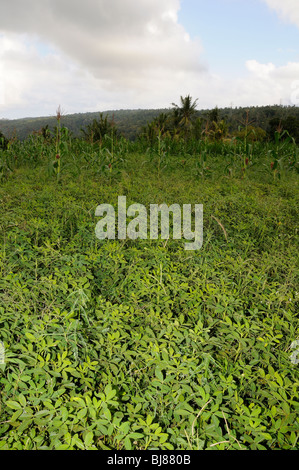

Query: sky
[[0, 0, 299, 119]]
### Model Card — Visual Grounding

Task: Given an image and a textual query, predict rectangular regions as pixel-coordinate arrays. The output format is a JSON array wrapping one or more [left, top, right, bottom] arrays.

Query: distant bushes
[[233, 125, 267, 142], [269, 115, 299, 143], [81, 113, 119, 145], [1, 102, 299, 145], [0, 130, 8, 150]]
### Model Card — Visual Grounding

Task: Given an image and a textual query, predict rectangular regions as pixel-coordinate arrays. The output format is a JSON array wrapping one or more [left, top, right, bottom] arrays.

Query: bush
[[234, 125, 267, 142], [0, 130, 9, 150]]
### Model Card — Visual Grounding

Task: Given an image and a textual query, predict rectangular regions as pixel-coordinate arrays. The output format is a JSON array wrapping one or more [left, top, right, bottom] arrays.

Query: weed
[[0, 129, 298, 450]]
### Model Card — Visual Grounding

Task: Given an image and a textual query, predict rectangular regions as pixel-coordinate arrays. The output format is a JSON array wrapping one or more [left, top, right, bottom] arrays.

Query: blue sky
[[179, 0, 299, 74], [0, 0, 299, 118]]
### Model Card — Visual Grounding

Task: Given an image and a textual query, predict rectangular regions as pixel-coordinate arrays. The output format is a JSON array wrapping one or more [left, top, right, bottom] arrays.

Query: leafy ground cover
[[0, 135, 298, 450]]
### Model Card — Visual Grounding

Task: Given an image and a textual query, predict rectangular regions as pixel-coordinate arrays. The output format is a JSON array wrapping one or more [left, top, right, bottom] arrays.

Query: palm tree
[[171, 95, 198, 128], [154, 112, 170, 135]]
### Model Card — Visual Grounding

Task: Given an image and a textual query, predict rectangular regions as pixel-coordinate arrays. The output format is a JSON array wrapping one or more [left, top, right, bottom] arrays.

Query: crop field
[[0, 118, 298, 450]]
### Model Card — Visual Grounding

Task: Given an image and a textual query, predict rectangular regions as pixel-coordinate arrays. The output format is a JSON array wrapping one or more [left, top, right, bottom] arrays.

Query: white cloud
[[0, 0, 299, 119], [246, 60, 276, 79], [0, 32, 93, 115], [227, 60, 299, 107], [0, 0, 207, 117], [184, 59, 299, 110], [262, 0, 299, 28]]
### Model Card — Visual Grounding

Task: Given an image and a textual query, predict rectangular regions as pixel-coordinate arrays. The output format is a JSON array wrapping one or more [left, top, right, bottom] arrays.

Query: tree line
[[138, 96, 299, 145], [1, 97, 299, 147]]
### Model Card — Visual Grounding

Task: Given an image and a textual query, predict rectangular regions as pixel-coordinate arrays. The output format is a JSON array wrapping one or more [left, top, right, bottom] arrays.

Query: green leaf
[[159, 434, 169, 444], [6, 400, 22, 410], [118, 421, 130, 436], [25, 332, 36, 342], [72, 435, 85, 450], [102, 408, 111, 421], [261, 433, 272, 441], [124, 436, 132, 450], [18, 394, 26, 407], [10, 409, 23, 422], [174, 408, 191, 416], [97, 424, 108, 435], [146, 415, 153, 426], [105, 384, 117, 401], [77, 408, 87, 420], [281, 402, 290, 415], [18, 418, 32, 433], [35, 410, 53, 418], [19, 375, 31, 382], [84, 431, 94, 447], [155, 366, 164, 382], [127, 432, 144, 439]]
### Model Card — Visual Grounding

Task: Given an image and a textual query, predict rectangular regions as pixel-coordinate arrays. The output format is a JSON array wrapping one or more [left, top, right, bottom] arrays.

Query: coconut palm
[[171, 95, 198, 129]]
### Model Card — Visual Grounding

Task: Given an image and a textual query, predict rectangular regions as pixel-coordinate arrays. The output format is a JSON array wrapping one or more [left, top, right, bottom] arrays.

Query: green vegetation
[[1, 103, 299, 143], [0, 98, 298, 450]]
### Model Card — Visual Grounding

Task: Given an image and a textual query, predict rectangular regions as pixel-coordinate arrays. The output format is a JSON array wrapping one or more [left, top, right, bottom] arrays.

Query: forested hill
[[1, 104, 299, 141], [0, 109, 165, 141]]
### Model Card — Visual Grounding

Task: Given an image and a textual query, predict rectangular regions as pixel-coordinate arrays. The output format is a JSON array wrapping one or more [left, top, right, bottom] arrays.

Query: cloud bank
[[0, 0, 206, 117], [0, 0, 299, 118]]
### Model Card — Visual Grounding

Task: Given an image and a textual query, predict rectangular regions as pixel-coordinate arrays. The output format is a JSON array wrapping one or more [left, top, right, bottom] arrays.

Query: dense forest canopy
[[1, 103, 299, 143]]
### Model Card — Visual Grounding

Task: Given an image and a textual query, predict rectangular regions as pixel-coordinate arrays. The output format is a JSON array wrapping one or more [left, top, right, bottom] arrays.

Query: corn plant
[[156, 131, 168, 178], [194, 149, 211, 179], [48, 105, 70, 181], [267, 130, 296, 180]]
